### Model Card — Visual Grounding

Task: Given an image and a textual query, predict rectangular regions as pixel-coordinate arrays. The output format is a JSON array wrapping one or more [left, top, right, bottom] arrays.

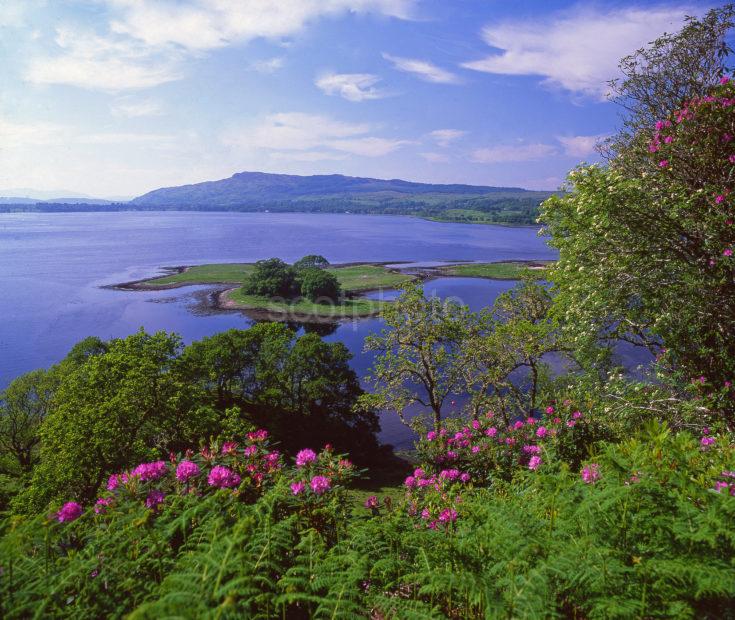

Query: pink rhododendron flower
[[426, 431, 437, 441], [729, 154, 735, 163], [176, 460, 200, 483], [290, 481, 305, 495], [460, 473, 471, 483], [221, 441, 238, 455], [440, 469, 460, 481], [145, 489, 165, 509], [721, 76, 731, 84], [701, 436, 716, 448], [295, 448, 317, 467], [581, 463, 601, 484], [310, 475, 331, 495], [414, 467, 425, 478], [364, 495, 379, 509], [528, 456, 542, 470], [486, 427, 497, 437], [57, 501, 83, 523], [572, 411, 582, 419], [94, 497, 113, 514], [536, 426, 548, 438], [724, 248, 733, 257], [545, 406, 555, 414], [659, 159, 669, 167], [404, 476, 416, 488], [513, 421, 524, 430], [263, 452, 281, 470], [106, 473, 121, 491], [716, 194, 725, 204], [247, 429, 268, 441], [131, 461, 168, 482], [207, 465, 241, 488], [471, 420, 480, 430], [421, 508, 431, 520], [438, 508, 458, 523], [243, 445, 258, 457]]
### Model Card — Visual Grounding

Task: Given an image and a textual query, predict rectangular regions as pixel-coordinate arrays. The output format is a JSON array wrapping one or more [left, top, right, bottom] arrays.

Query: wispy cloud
[[429, 128, 466, 147], [25, 1, 416, 91], [0, 117, 70, 148], [382, 53, 460, 84], [315, 72, 387, 102], [461, 5, 694, 98], [557, 134, 606, 157], [250, 57, 285, 74], [223, 112, 411, 158], [470, 143, 555, 163], [26, 28, 182, 91], [420, 152, 449, 163], [108, 0, 416, 52], [110, 98, 164, 118]]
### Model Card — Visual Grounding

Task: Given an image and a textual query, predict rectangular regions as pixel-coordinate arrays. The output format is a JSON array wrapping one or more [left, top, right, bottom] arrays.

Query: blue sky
[[0, 0, 708, 198]]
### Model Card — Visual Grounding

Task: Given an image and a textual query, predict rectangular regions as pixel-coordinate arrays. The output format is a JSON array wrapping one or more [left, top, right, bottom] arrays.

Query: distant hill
[[130, 171, 553, 225], [0, 172, 555, 225]]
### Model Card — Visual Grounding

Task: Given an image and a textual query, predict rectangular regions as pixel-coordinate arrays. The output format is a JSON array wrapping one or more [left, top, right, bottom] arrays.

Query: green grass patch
[[142, 262, 411, 291], [440, 261, 552, 279], [226, 289, 386, 318]]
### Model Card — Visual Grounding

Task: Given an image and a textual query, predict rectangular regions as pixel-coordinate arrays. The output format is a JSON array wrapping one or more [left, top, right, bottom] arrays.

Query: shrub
[[241, 258, 297, 298], [298, 267, 341, 302]]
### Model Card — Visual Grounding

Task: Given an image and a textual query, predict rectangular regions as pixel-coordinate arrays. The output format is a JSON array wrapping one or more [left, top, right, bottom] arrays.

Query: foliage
[[298, 268, 342, 302], [293, 254, 330, 270], [241, 257, 298, 299], [541, 77, 735, 426], [601, 4, 734, 166], [0, 369, 57, 474], [362, 283, 477, 431]]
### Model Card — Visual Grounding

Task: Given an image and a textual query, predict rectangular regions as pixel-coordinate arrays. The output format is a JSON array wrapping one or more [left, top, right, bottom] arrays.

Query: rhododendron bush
[[541, 77, 735, 426]]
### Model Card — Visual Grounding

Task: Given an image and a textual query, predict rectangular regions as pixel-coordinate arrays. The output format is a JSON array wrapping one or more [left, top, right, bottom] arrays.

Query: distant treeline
[[0, 195, 550, 224]]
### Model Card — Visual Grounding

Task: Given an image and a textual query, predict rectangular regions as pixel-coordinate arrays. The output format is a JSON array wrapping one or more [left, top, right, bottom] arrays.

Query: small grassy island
[[128, 257, 414, 320], [116, 258, 550, 320]]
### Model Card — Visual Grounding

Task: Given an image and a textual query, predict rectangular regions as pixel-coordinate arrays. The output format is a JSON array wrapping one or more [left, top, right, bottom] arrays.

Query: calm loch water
[[0, 211, 557, 447]]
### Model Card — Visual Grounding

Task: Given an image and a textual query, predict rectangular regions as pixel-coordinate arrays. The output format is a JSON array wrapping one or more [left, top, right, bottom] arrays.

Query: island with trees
[[114, 257, 550, 320]]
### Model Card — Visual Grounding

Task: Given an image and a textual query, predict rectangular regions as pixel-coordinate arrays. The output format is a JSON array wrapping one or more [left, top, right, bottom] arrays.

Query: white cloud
[[110, 98, 164, 118], [429, 128, 466, 147], [269, 151, 347, 162], [26, 28, 182, 91], [470, 143, 556, 163], [79, 132, 175, 147], [420, 152, 449, 163], [223, 111, 410, 158], [382, 53, 460, 84], [107, 0, 416, 51], [250, 56, 285, 73], [331, 137, 411, 156], [557, 134, 606, 157], [25, 1, 415, 91], [0, 117, 70, 148], [461, 5, 694, 98], [315, 72, 386, 102]]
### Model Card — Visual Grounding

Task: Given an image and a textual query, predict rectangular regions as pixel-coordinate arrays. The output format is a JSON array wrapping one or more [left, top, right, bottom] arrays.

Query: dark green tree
[[14, 330, 207, 513], [0, 369, 58, 474], [293, 254, 330, 270], [242, 258, 297, 299], [299, 268, 341, 302]]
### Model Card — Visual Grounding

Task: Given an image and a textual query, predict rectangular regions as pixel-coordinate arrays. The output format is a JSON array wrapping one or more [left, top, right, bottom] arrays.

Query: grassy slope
[[439, 261, 552, 280]]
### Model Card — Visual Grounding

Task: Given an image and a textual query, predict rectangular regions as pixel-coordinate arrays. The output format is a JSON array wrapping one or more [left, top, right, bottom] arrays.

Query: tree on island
[[241, 258, 297, 298], [241, 255, 341, 303], [299, 268, 341, 302], [293, 254, 330, 270]]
